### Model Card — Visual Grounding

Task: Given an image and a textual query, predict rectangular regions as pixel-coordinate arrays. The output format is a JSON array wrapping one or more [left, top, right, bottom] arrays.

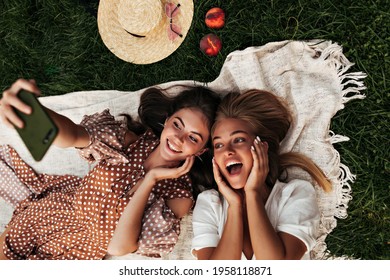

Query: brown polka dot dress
[[0, 110, 193, 259]]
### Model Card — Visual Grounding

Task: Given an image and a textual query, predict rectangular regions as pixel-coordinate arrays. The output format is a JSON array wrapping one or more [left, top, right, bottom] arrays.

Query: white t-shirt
[[191, 179, 320, 260]]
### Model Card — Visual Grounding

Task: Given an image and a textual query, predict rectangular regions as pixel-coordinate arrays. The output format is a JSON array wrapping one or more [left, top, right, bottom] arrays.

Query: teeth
[[226, 161, 241, 167], [168, 140, 181, 153], [226, 161, 243, 174]]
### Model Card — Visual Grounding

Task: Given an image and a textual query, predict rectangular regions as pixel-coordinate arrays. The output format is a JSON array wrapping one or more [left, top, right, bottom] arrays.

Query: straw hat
[[98, 0, 194, 64]]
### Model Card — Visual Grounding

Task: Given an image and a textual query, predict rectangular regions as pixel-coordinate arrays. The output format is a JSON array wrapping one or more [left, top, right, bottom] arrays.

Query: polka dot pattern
[[1, 110, 193, 259], [0, 145, 31, 207]]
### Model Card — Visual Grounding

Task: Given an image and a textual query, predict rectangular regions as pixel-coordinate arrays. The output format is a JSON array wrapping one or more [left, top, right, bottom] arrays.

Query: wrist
[[245, 189, 263, 203], [227, 202, 244, 214], [144, 171, 158, 186], [245, 185, 269, 204], [245, 188, 261, 196], [227, 198, 244, 210]]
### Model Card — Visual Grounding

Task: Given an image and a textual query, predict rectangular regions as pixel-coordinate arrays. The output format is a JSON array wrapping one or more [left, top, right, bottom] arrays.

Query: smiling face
[[159, 108, 210, 162], [212, 118, 256, 189]]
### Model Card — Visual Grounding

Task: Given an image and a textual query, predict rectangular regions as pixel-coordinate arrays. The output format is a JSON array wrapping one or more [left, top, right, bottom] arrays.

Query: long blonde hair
[[214, 89, 332, 192]]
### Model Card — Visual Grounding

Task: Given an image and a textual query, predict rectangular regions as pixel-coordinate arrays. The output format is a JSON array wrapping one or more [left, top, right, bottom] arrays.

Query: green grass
[[0, 0, 389, 259]]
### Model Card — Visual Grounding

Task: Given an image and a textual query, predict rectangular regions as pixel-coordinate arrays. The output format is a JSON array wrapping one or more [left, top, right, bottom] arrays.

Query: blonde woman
[[191, 90, 331, 260]]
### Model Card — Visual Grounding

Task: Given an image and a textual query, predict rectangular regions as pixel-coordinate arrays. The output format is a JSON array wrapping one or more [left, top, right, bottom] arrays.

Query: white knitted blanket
[[0, 40, 366, 260]]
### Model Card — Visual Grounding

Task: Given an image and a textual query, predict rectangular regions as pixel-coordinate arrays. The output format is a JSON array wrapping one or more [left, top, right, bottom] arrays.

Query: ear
[[195, 148, 208, 157]]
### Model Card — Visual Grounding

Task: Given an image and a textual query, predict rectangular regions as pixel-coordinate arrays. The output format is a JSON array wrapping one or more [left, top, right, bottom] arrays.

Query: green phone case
[[14, 90, 58, 161]]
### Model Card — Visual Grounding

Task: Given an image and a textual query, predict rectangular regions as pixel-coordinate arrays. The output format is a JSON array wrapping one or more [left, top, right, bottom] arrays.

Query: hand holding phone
[[13, 90, 58, 161]]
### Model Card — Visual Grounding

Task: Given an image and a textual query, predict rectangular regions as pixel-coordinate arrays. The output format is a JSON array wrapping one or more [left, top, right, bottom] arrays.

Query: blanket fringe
[[312, 42, 366, 259], [335, 163, 355, 219], [320, 43, 366, 216], [328, 130, 350, 144], [341, 72, 367, 103], [328, 131, 354, 218], [321, 43, 367, 104], [325, 130, 355, 218]]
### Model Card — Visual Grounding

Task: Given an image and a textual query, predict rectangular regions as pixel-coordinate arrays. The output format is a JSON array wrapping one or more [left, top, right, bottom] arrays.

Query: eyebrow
[[175, 117, 204, 141], [212, 130, 250, 141]]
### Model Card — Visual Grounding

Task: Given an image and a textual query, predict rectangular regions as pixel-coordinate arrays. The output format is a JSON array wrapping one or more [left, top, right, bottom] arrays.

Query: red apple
[[205, 7, 225, 29], [200, 34, 222, 57]]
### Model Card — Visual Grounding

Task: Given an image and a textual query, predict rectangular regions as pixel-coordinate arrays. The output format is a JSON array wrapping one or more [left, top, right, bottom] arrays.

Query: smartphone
[[13, 90, 58, 161]]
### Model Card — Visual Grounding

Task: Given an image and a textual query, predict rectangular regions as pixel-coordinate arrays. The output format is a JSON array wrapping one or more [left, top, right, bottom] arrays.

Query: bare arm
[[107, 174, 156, 256], [194, 159, 244, 260], [45, 107, 89, 148], [245, 139, 306, 260], [0, 79, 90, 148], [245, 191, 306, 259], [166, 198, 193, 219], [194, 204, 243, 260]]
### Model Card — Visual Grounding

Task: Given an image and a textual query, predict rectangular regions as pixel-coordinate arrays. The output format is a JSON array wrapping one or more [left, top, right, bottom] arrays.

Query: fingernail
[[16, 121, 24, 129], [251, 146, 255, 151], [256, 136, 261, 142]]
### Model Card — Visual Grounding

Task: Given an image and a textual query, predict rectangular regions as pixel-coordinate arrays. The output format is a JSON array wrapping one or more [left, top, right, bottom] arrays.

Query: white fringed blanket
[[0, 40, 366, 259]]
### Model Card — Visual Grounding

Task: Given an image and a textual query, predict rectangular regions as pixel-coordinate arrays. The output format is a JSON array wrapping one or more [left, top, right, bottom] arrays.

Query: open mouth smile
[[167, 139, 182, 153], [226, 161, 243, 175]]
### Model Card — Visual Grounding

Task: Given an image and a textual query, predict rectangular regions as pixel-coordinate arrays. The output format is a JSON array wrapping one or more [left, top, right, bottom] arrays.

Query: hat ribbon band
[[124, 30, 146, 38]]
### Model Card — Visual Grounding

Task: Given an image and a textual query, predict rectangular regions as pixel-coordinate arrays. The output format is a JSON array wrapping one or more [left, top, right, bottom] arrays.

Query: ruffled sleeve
[[136, 175, 194, 258], [162, 174, 193, 201], [137, 197, 181, 258], [77, 109, 129, 164]]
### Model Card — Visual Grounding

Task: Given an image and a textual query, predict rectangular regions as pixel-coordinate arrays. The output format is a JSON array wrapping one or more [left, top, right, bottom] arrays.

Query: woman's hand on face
[[212, 158, 243, 207], [147, 155, 195, 184], [245, 137, 269, 194], [0, 79, 41, 129]]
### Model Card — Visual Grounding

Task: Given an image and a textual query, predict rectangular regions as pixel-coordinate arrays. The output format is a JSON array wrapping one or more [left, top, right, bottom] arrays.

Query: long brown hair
[[124, 86, 221, 199], [213, 89, 332, 192]]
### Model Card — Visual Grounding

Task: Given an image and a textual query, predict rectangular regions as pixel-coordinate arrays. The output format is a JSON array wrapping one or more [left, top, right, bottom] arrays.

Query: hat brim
[[98, 0, 194, 64]]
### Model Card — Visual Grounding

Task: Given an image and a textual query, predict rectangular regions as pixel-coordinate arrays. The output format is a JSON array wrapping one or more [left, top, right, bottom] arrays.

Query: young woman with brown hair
[[0, 78, 220, 259]]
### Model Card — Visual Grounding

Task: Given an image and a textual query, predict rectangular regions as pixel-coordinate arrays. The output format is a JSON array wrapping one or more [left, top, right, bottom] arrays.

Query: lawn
[[0, 0, 388, 259]]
